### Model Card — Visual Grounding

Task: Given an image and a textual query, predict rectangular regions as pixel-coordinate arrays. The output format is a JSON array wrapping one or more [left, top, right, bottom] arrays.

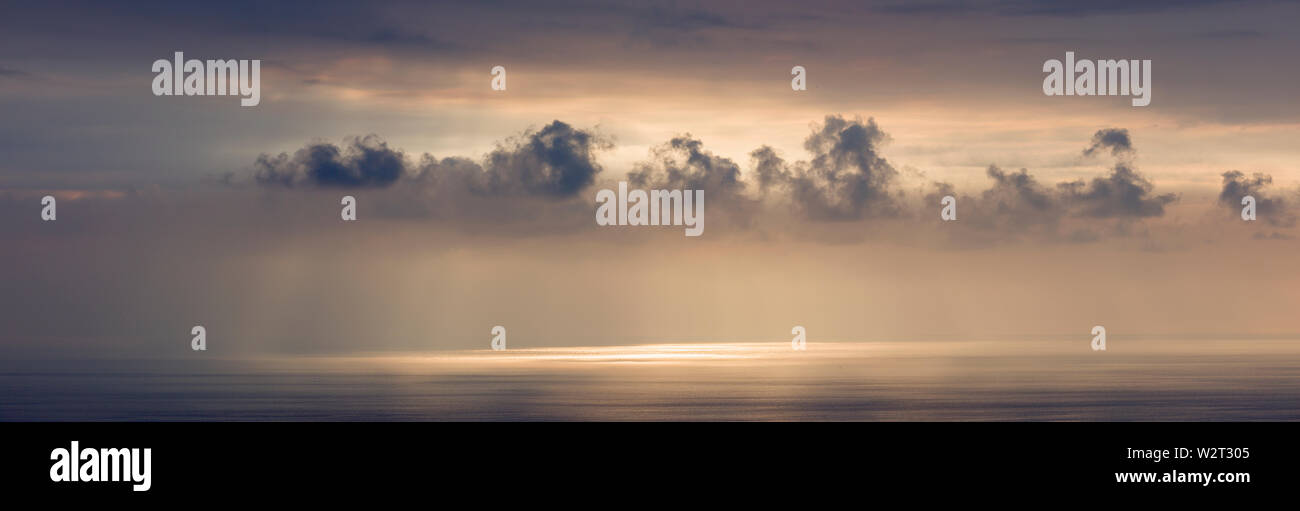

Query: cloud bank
[[228, 116, 1265, 245]]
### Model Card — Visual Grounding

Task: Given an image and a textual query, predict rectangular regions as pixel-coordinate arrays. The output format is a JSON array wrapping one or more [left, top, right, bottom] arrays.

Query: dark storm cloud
[[1082, 128, 1133, 158], [253, 121, 608, 197], [480, 121, 610, 198], [254, 135, 406, 188], [239, 117, 1184, 241], [239, 121, 611, 231], [1220, 171, 1296, 227], [751, 115, 900, 221]]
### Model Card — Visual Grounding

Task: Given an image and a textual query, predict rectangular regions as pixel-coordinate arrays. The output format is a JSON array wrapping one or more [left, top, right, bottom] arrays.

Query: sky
[[1, 0, 1299, 357]]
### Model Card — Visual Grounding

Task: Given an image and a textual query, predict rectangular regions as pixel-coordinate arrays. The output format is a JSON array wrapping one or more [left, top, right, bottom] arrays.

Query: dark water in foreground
[[3, 340, 1299, 421]]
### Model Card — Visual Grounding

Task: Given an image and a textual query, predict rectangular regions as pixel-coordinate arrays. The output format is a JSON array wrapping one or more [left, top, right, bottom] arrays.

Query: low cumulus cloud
[[627, 135, 746, 196], [242, 121, 612, 233], [237, 117, 1188, 243], [1081, 128, 1133, 158], [751, 115, 901, 221], [1068, 128, 1176, 218], [1219, 170, 1297, 227], [477, 121, 611, 197], [255, 135, 406, 188], [1058, 164, 1177, 218], [982, 166, 1056, 217], [254, 121, 609, 198], [623, 134, 759, 230], [1066, 127, 1180, 217], [960, 165, 1062, 237], [927, 127, 1177, 244]]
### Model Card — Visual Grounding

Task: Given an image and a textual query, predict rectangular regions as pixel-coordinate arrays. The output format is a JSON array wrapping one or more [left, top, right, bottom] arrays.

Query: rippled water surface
[[4, 340, 1299, 420]]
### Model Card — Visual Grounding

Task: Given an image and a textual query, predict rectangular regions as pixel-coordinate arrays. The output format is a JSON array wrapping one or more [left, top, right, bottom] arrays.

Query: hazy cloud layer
[[874, 0, 1246, 17], [0, 66, 29, 78], [2, 2, 1298, 363], [2, 0, 1297, 188], [969, 165, 1060, 232], [0, 115, 1290, 358]]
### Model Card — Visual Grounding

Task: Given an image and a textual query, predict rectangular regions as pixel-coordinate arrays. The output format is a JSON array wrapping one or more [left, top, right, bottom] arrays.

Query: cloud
[[254, 121, 609, 198], [621, 119, 1172, 240], [1058, 164, 1177, 218], [750, 145, 789, 193], [874, 0, 1243, 18], [1219, 170, 1296, 227], [239, 117, 1183, 243], [952, 165, 1061, 238], [1067, 128, 1176, 218], [633, 5, 750, 31], [924, 129, 1176, 244], [242, 121, 612, 234], [1082, 128, 1133, 158], [330, 27, 459, 50], [628, 135, 745, 195], [0, 66, 29, 78], [751, 115, 900, 221], [1191, 29, 1266, 40], [254, 135, 406, 188], [624, 134, 759, 230], [982, 165, 1056, 216], [480, 121, 611, 198]]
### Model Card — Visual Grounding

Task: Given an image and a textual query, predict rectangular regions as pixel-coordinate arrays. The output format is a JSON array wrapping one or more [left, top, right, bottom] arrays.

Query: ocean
[[3, 339, 1298, 421]]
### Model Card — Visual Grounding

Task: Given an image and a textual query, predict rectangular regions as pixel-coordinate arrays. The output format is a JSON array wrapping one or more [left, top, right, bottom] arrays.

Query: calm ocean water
[[3, 340, 1299, 421]]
